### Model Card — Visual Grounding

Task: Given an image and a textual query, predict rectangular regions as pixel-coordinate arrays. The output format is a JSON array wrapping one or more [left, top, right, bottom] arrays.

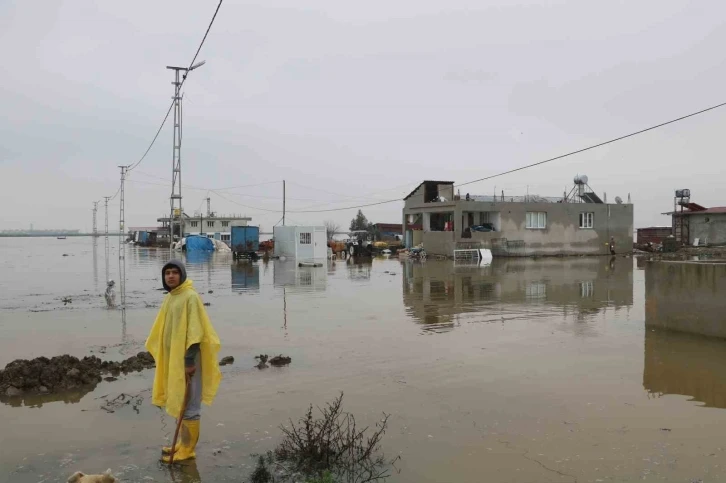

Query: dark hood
[[162, 259, 188, 291]]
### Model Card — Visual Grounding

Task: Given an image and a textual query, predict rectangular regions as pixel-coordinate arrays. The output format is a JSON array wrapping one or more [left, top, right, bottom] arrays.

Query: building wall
[[403, 199, 633, 256], [636, 227, 672, 244], [186, 218, 248, 233], [687, 213, 726, 246], [645, 261, 726, 338]]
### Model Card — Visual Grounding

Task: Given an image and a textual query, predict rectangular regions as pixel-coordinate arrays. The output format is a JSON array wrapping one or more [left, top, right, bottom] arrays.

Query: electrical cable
[[455, 100, 726, 188], [127, 0, 224, 173]]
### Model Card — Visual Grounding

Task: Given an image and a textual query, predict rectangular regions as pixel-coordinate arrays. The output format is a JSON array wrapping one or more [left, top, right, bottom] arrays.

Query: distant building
[[156, 213, 251, 243], [665, 203, 726, 246], [402, 179, 633, 257], [636, 226, 672, 245]]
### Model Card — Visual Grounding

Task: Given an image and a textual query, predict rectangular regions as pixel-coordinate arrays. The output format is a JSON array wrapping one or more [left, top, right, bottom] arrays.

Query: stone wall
[[645, 261, 726, 338]]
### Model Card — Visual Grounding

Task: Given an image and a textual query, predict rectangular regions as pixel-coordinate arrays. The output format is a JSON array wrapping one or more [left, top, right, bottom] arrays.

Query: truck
[[231, 226, 260, 261]]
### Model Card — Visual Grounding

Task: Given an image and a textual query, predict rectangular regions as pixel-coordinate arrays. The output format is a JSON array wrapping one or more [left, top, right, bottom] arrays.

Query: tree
[[349, 210, 370, 232], [324, 220, 340, 241]]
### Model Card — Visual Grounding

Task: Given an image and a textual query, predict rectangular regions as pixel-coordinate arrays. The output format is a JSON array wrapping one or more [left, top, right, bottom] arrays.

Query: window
[[526, 282, 546, 299], [190, 221, 198, 228], [221, 221, 229, 228], [221, 234, 231, 242], [300, 232, 312, 244], [207, 221, 214, 228], [526, 212, 547, 229], [580, 281, 594, 298], [579, 212, 594, 229]]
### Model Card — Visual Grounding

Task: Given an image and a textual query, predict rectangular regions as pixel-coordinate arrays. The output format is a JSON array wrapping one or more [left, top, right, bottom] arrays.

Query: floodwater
[[2, 238, 726, 482]]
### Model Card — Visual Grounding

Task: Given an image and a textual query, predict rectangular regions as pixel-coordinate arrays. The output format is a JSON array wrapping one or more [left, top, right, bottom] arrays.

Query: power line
[[455, 100, 726, 188], [131, 98, 726, 215], [127, 0, 224, 173], [127, 177, 286, 194], [212, 188, 401, 213]]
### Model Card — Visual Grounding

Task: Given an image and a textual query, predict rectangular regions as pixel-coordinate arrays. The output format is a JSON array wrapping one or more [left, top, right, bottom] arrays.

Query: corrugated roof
[[669, 206, 726, 216], [403, 181, 455, 200]]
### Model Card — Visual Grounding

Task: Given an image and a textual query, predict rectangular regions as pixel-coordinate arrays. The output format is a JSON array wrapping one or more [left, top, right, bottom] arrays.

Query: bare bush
[[273, 393, 394, 483], [324, 221, 340, 241]]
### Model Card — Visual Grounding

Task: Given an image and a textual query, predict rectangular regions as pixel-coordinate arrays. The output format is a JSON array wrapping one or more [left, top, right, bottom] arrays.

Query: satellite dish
[[615, 196, 623, 204]]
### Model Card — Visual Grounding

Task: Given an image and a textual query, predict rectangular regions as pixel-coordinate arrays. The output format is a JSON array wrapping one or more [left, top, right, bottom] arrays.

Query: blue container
[[231, 226, 260, 254]]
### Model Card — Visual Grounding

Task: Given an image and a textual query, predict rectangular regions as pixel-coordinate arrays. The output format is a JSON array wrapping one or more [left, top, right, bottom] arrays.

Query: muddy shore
[[0, 352, 155, 398]]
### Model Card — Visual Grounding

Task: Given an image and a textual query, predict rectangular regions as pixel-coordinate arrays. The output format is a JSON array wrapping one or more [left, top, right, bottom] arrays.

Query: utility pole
[[118, 165, 128, 313], [92, 201, 99, 237], [283, 180, 286, 226], [104, 196, 111, 281], [167, 60, 206, 246]]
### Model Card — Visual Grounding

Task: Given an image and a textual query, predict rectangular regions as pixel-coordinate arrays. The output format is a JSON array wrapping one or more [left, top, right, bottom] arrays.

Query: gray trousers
[[183, 353, 202, 420]]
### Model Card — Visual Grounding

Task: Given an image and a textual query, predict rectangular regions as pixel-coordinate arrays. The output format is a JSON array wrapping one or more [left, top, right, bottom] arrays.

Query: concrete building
[[645, 261, 726, 339], [667, 204, 726, 246], [636, 226, 672, 244], [402, 180, 633, 257], [156, 213, 251, 243]]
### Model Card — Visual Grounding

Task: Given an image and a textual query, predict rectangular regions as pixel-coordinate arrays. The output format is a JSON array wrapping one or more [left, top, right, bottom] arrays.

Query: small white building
[[273, 226, 327, 262], [157, 213, 251, 244]]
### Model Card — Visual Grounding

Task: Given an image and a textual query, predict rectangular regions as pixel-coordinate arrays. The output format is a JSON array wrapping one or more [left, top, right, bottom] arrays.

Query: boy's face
[[164, 267, 181, 290]]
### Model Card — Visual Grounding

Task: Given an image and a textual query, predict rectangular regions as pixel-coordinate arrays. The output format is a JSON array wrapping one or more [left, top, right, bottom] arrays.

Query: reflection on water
[[347, 258, 372, 281], [403, 257, 633, 333], [166, 460, 202, 483], [231, 262, 260, 293], [273, 260, 327, 292], [0, 385, 96, 408], [643, 329, 726, 408]]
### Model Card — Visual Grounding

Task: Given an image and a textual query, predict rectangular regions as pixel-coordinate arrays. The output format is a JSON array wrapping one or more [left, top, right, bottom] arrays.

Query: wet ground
[[2, 237, 726, 482]]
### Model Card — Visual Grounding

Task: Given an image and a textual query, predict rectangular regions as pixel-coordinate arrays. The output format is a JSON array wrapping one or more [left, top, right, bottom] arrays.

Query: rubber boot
[[161, 442, 180, 455], [162, 419, 200, 463]]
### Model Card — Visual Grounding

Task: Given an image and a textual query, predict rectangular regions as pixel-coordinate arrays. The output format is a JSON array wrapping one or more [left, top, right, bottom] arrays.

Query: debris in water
[[62, 254, 69, 257], [269, 355, 292, 367], [208, 290, 214, 294], [219, 356, 234, 366], [255, 354, 269, 363], [61, 297, 72, 305], [203, 302, 211, 307]]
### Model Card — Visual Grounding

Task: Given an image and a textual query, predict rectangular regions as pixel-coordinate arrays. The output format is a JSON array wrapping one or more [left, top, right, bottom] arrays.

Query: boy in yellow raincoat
[[145, 259, 222, 462]]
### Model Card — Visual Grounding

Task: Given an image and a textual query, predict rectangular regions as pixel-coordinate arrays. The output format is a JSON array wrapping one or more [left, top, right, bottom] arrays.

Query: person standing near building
[[146, 259, 222, 463]]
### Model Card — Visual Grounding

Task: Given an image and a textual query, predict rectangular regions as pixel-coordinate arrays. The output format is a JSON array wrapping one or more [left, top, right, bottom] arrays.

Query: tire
[[348, 245, 355, 256], [340, 249, 347, 258]]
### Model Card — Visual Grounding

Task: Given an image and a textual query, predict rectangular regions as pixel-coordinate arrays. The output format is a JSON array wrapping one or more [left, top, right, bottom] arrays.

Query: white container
[[273, 226, 327, 262]]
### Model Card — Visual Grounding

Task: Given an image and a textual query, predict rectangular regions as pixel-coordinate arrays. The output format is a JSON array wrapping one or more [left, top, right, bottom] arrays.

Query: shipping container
[[231, 226, 260, 260]]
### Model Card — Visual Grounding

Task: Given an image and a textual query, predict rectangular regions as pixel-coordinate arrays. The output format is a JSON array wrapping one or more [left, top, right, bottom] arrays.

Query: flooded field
[[3, 237, 726, 482]]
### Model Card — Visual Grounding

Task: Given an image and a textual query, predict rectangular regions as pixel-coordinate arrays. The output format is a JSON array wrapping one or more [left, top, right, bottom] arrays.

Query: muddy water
[[2, 238, 726, 482]]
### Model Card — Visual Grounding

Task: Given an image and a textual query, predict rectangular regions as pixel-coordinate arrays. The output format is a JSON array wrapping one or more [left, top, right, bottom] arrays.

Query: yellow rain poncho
[[145, 278, 222, 419]]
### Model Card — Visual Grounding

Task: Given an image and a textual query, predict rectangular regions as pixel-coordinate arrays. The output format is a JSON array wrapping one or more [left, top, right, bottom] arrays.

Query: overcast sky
[[2, 0, 726, 232]]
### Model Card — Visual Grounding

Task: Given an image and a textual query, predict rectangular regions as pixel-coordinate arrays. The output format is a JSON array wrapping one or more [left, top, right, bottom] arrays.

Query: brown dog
[[67, 469, 118, 483]]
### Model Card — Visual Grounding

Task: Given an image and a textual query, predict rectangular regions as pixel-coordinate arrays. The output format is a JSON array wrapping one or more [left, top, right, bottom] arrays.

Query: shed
[[273, 226, 327, 261]]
